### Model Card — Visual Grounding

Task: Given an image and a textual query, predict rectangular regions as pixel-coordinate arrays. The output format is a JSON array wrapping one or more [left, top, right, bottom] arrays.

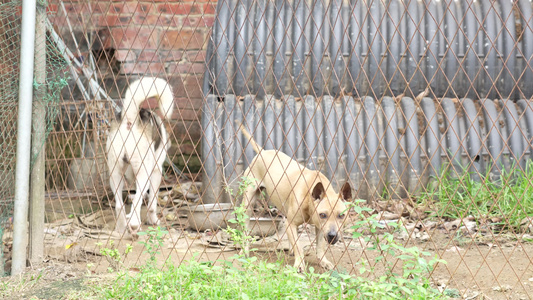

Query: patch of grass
[[94, 203, 446, 300], [0, 269, 45, 298], [420, 162, 533, 229], [98, 253, 445, 300]]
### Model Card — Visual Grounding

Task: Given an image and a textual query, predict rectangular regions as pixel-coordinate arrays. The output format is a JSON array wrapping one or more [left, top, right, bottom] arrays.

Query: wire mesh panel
[[0, 1, 20, 276], [2, 0, 532, 298]]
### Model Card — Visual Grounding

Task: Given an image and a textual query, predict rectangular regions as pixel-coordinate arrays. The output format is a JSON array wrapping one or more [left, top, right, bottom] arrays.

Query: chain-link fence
[[0, 0, 21, 277], [3, 0, 533, 297], [0, 0, 69, 276]]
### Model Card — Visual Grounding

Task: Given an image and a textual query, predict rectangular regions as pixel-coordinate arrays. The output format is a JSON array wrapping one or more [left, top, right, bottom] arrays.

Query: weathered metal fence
[[3, 0, 533, 297]]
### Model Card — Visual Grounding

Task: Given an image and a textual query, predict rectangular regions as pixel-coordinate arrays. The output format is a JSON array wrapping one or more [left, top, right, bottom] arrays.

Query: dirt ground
[[3, 204, 533, 300]]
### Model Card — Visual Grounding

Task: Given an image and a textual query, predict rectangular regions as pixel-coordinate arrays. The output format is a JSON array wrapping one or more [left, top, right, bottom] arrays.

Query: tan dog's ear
[[311, 182, 325, 200], [340, 182, 352, 201]]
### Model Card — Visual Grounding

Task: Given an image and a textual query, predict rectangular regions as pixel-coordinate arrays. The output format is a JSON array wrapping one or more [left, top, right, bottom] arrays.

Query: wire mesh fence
[[2, 0, 533, 298], [0, 0, 21, 277]]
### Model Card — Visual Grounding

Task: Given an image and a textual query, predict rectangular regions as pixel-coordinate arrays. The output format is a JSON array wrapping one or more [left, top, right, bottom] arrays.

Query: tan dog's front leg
[[286, 222, 305, 272], [316, 227, 334, 270]]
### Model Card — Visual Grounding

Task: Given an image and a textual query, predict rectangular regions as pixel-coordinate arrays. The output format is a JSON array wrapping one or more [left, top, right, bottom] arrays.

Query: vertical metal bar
[[29, 3, 46, 266], [12, 0, 37, 275]]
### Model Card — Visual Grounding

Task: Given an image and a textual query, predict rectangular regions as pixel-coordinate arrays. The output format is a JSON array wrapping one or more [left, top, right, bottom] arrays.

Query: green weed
[[224, 176, 258, 256], [96, 241, 132, 272], [137, 226, 168, 270], [420, 162, 533, 230]]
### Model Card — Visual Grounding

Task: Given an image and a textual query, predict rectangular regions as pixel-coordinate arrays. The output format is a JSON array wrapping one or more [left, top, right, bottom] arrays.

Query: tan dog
[[239, 124, 352, 271]]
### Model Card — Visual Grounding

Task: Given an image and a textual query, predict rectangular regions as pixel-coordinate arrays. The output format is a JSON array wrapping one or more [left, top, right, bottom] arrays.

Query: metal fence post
[[12, 0, 37, 275]]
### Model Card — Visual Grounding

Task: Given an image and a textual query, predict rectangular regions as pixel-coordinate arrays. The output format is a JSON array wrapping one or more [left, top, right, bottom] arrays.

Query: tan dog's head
[[309, 182, 352, 245]]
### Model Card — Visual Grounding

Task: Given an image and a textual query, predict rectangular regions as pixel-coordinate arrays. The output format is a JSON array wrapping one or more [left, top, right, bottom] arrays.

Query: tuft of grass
[[420, 162, 533, 230]]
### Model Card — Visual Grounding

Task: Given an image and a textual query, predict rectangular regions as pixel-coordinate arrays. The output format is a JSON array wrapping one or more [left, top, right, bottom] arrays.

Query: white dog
[[106, 77, 174, 236]]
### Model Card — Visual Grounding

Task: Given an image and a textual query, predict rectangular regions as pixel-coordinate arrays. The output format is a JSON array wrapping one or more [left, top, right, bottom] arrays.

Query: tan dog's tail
[[238, 122, 262, 154]]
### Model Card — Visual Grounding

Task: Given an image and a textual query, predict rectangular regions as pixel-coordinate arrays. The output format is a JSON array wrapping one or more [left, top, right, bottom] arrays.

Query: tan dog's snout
[[326, 231, 339, 244]]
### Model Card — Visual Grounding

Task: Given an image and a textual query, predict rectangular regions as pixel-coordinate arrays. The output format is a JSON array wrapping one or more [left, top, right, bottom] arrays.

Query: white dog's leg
[[110, 169, 127, 234], [146, 167, 161, 225], [128, 167, 150, 233]]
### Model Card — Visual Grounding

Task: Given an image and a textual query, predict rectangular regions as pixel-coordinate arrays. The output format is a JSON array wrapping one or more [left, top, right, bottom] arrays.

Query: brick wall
[[49, 0, 217, 172]]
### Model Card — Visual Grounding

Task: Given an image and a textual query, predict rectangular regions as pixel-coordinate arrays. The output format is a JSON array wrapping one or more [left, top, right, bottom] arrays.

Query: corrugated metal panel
[[203, 0, 533, 100], [201, 95, 533, 203]]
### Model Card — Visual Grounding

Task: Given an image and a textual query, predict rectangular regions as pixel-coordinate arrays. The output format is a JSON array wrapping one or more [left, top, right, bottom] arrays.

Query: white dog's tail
[[121, 77, 174, 123]]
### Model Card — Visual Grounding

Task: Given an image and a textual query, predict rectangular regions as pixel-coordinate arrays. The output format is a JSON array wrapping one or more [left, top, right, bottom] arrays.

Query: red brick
[[110, 2, 142, 14], [182, 16, 215, 28], [114, 50, 136, 62], [103, 15, 132, 27], [110, 2, 123, 13], [201, 16, 215, 27], [157, 3, 200, 15], [137, 50, 160, 62], [103, 15, 118, 27], [161, 29, 205, 50], [91, 1, 109, 14], [120, 62, 165, 75], [160, 50, 184, 62], [167, 62, 206, 75], [132, 14, 148, 25], [203, 3, 216, 14], [143, 14, 180, 27], [185, 50, 207, 62], [138, 2, 154, 14], [110, 27, 160, 50], [182, 17, 200, 27]]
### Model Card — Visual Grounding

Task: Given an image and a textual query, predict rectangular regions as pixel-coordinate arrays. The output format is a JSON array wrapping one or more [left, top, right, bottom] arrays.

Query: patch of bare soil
[[3, 199, 533, 299], [0, 263, 88, 300]]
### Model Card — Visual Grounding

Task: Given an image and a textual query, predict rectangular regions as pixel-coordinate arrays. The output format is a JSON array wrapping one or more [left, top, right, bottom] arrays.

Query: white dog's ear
[[311, 182, 325, 200], [340, 182, 352, 201]]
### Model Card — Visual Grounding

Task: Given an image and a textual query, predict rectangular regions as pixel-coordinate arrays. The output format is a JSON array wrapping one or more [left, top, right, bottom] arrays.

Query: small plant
[[96, 241, 132, 272], [350, 210, 446, 299], [224, 176, 257, 256], [137, 226, 168, 270]]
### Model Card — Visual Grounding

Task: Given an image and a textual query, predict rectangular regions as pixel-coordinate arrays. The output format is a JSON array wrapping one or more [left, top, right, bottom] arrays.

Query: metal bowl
[[248, 216, 283, 237], [187, 203, 234, 232]]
